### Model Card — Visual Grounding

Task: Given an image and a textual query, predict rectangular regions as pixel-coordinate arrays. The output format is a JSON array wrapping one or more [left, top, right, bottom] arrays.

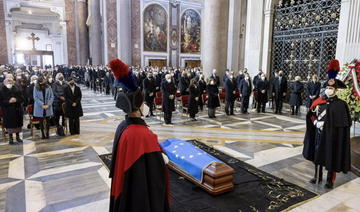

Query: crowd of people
[[0, 63, 323, 143], [0, 65, 83, 145]]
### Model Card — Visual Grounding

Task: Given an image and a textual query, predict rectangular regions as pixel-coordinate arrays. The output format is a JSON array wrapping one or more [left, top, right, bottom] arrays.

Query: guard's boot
[[16, 133, 23, 143]]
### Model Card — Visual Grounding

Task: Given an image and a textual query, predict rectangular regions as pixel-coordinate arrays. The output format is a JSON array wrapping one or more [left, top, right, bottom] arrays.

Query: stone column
[[227, 0, 247, 73], [118, 0, 131, 64], [65, 0, 77, 65], [202, 0, 230, 80], [131, 0, 141, 66], [105, 0, 117, 62], [77, 0, 89, 65], [244, 0, 265, 77], [88, 0, 102, 65], [261, 8, 275, 76], [0, 0, 8, 64], [336, 0, 360, 64]]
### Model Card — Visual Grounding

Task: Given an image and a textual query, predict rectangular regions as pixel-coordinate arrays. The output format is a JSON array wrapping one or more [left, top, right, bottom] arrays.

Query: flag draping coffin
[[161, 138, 235, 195]]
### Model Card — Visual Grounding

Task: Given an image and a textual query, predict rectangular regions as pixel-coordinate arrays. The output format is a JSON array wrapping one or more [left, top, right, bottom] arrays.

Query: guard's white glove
[[162, 153, 169, 164], [316, 121, 324, 129]]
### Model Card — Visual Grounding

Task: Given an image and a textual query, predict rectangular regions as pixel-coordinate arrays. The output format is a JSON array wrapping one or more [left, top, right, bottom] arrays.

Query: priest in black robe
[[108, 58, 170, 212]]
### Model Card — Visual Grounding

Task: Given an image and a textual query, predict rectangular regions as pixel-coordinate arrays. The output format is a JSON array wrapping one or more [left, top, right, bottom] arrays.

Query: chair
[[175, 91, 181, 108], [0, 108, 6, 139], [181, 95, 190, 114], [26, 105, 43, 138], [62, 103, 69, 135], [156, 91, 162, 98], [219, 89, 226, 108], [154, 97, 163, 119], [202, 93, 208, 105]]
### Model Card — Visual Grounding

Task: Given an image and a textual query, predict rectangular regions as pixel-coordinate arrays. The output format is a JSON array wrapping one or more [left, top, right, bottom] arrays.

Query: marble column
[[105, 0, 118, 62], [227, 0, 247, 73], [77, 0, 89, 65], [244, 0, 265, 77], [336, 0, 360, 64], [202, 0, 230, 80], [65, 0, 77, 65], [261, 7, 275, 76], [131, 0, 141, 66], [88, 0, 102, 65], [117, 0, 131, 64], [0, 0, 8, 64]]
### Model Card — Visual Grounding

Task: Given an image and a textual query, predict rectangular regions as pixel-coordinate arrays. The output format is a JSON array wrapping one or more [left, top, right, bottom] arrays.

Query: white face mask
[[325, 88, 335, 97], [261, 77, 266, 81], [32, 80, 37, 84], [141, 104, 150, 117], [166, 79, 171, 83], [49, 78, 53, 83], [5, 84, 13, 89]]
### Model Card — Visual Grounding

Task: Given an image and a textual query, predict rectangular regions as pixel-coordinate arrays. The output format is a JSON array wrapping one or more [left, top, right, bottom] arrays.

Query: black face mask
[[69, 82, 75, 86]]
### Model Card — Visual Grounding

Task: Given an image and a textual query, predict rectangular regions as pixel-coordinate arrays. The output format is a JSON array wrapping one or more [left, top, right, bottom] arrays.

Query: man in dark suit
[[210, 69, 220, 87], [238, 74, 252, 114], [143, 72, 157, 117], [271, 70, 288, 114], [225, 72, 237, 115]]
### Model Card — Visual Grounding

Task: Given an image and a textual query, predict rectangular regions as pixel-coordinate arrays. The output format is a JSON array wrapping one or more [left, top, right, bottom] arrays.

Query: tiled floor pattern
[[0, 87, 358, 212]]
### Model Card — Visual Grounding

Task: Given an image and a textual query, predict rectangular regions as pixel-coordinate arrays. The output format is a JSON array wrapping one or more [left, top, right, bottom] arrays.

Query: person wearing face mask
[[104, 71, 112, 95], [64, 77, 83, 135], [143, 73, 157, 117], [26, 75, 38, 106], [239, 74, 253, 114], [303, 59, 351, 189], [179, 71, 190, 95], [52, 73, 66, 134], [33, 77, 54, 139], [206, 78, 220, 118], [0, 78, 24, 144], [108, 59, 170, 212], [211, 69, 220, 87], [289, 76, 304, 115], [197, 74, 207, 111], [271, 70, 288, 114], [188, 78, 200, 121], [225, 72, 237, 115], [255, 74, 269, 113], [161, 74, 176, 125], [306, 74, 321, 109]]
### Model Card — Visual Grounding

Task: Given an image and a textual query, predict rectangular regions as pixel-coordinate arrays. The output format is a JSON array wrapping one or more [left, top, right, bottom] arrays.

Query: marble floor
[[0, 87, 359, 212]]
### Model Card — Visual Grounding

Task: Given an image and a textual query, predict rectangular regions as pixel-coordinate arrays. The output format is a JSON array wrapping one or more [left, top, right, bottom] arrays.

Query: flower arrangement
[[337, 59, 360, 122]]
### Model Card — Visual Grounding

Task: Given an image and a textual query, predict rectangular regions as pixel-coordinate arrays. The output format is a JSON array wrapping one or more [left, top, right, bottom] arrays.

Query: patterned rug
[[99, 140, 318, 212]]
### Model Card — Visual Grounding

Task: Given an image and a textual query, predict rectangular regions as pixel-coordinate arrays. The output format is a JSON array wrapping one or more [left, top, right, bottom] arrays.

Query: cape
[[303, 96, 352, 173], [109, 117, 170, 212]]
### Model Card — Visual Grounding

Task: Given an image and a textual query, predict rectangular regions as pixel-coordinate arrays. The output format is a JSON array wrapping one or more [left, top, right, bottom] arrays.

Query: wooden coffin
[[351, 136, 360, 176], [169, 161, 235, 195]]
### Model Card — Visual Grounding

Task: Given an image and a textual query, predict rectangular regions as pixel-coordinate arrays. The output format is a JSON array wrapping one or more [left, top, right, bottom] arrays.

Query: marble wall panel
[[0, 0, 8, 64]]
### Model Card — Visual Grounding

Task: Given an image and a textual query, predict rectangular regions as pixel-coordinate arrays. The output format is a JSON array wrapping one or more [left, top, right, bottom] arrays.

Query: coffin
[[161, 139, 235, 195], [351, 136, 360, 176]]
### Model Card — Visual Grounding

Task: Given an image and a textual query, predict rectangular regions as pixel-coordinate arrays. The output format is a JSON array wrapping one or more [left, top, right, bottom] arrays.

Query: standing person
[[143, 72, 157, 117], [108, 58, 170, 212], [161, 74, 176, 125], [225, 72, 237, 115], [306, 74, 321, 109], [197, 74, 207, 111], [272, 70, 288, 114], [188, 78, 200, 121], [0, 78, 24, 144], [238, 74, 252, 114], [64, 77, 83, 135], [210, 69, 220, 87], [104, 71, 112, 95], [179, 71, 190, 95], [52, 73, 66, 132], [33, 77, 54, 139], [256, 74, 269, 113], [303, 59, 351, 189], [289, 76, 304, 115], [206, 78, 220, 118]]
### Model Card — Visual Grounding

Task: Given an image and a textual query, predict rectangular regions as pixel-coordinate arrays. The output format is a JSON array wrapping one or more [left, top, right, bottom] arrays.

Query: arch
[[143, 3, 168, 52], [180, 9, 201, 54]]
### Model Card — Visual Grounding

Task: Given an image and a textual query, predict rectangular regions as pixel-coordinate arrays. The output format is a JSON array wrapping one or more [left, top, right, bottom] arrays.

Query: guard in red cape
[[108, 58, 170, 212], [303, 59, 352, 189]]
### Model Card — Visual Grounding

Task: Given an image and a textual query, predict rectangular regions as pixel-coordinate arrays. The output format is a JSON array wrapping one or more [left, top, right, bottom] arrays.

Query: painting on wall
[[143, 4, 168, 52], [181, 9, 201, 54]]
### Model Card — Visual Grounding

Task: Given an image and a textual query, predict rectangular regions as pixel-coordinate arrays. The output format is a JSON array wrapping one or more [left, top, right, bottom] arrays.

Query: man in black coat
[[306, 75, 321, 109], [0, 78, 24, 144], [225, 72, 237, 115], [52, 73, 66, 128], [143, 73, 157, 117], [256, 74, 269, 113], [64, 78, 83, 135], [161, 74, 176, 125], [238, 75, 252, 114], [210, 69, 220, 87], [178, 72, 190, 95], [271, 70, 287, 114]]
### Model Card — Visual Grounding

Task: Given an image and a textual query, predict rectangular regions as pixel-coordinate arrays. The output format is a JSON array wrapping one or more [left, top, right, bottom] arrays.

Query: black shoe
[[291, 112, 295, 115], [146, 115, 150, 118], [309, 178, 317, 184], [325, 182, 334, 189], [262, 110, 265, 113], [16, 138, 23, 143], [9, 139, 15, 145], [275, 111, 278, 114]]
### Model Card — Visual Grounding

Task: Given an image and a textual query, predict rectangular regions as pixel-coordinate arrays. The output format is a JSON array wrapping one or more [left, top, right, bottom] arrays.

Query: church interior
[[0, 0, 360, 211]]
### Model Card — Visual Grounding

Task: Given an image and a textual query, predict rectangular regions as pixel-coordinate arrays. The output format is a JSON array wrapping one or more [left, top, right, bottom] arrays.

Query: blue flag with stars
[[161, 138, 221, 182]]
